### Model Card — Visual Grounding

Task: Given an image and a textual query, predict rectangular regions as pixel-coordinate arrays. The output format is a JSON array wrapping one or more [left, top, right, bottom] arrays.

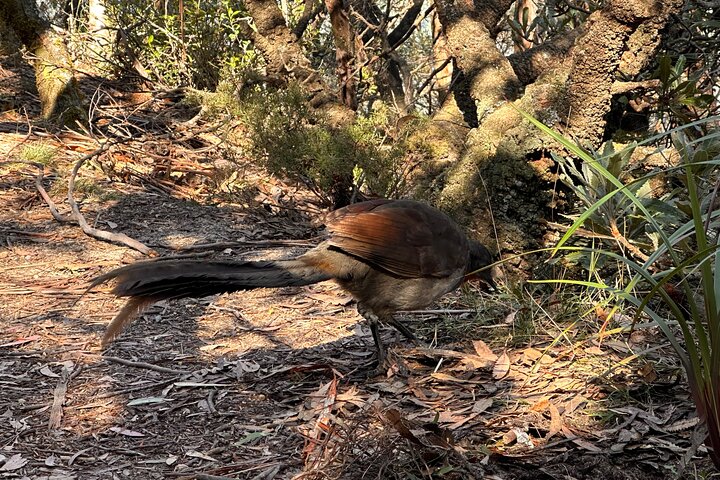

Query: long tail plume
[[92, 258, 330, 347]]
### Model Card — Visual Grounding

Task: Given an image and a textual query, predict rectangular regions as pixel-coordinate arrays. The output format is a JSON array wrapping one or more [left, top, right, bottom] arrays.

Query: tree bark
[[566, 0, 685, 146], [325, 0, 357, 110], [508, 27, 582, 86], [434, 0, 520, 115], [243, 0, 353, 125], [0, 0, 85, 127], [417, 0, 686, 255]]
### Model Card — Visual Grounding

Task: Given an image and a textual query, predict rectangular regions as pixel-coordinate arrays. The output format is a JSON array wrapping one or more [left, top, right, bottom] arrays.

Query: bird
[[90, 198, 496, 365]]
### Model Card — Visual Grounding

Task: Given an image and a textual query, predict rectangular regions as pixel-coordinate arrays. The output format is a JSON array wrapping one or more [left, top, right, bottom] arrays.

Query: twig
[[345, 4, 436, 88], [93, 378, 179, 400], [3, 144, 155, 255], [0, 229, 54, 237], [292, 0, 324, 38], [103, 355, 188, 375], [184, 475, 238, 480], [169, 462, 285, 479], [414, 57, 452, 96], [407, 347, 494, 367], [609, 220, 649, 262], [0, 161, 73, 222], [401, 308, 475, 314], [48, 365, 72, 430], [610, 79, 660, 95], [67, 145, 156, 255]]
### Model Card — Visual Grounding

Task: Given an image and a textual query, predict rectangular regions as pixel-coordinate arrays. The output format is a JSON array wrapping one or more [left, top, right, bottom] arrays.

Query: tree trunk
[[325, 0, 357, 110], [86, 0, 113, 69], [243, 0, 353, 126], [415, 0, 685, 256], [566, 0, 685, 146], [0, 0, 85, 127]]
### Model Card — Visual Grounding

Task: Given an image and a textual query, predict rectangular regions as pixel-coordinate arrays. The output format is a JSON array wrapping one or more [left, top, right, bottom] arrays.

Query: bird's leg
[[386, 317, 418, 343], [357, 304, 386, 366], [369, 316, 387, 367]]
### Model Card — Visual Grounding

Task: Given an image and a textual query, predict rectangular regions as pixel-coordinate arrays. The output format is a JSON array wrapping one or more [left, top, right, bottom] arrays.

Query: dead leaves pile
[[0, 318, 704, 479], [247, 337, 699, 478]]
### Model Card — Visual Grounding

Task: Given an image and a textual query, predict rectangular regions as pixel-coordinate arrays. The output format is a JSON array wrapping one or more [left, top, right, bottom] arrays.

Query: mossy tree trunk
[[416, 0, 685, 257], [243, 0, 353, 126], [0, 0, 85, 127]]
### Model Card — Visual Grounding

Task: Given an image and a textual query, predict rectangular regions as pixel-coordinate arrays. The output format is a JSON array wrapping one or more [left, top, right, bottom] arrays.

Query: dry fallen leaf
[[564, 395, 588, 414], [109, 426, 145, 437], [547, 403, 563, 440], [0, 454, 28, 471], [472, 398, 493, 414], [127, 397, 170, 406], [0, 336, 40, 348], [530, 398, 550, 412], [472, 340, 498, 361], [514, 429, 534, 449], [522, 347, 543, 361], [638, 362, 658, 383], [385, 409, 423, 446], [186, 450, 218, 462], [502, 429, 517, 445], [39, 365, 60, 378], [492, 352, 511, 379], [572, 437, 603, 452]]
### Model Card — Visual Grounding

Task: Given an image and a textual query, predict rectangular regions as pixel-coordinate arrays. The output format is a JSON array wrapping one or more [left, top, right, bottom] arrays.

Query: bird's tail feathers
[[91, 258, 330, 298], [92, 258, 331, 347]]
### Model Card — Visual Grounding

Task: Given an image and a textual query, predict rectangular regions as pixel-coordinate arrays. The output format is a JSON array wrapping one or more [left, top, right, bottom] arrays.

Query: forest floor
[[0, 58, 715, 479]]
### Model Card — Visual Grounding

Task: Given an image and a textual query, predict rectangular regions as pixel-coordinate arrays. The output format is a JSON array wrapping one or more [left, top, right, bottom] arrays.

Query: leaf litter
[[0, 75, 711, 479]]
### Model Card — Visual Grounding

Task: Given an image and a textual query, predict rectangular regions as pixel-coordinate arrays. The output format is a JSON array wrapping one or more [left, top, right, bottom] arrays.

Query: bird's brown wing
[[325, 199, 469, 278]]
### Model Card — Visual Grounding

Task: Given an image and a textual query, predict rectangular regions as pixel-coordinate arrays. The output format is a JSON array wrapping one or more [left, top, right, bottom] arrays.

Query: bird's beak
[[464, 270, 497, 292]]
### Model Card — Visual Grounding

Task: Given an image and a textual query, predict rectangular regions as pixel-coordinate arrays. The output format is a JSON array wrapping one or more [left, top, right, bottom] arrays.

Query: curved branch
[[434, 0, 520, 113], [292, 0, 324, 38], [472, 0, 516, 38], [0, 161, 73, 222], [2, 147, 154, 255], [67, 146, 156, 255], [507, 28, 583, 85], [388, 0, 423, 47]]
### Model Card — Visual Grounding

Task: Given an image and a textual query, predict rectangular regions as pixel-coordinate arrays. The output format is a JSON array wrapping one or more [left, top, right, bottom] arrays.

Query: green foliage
[[240, 85, 413, 205], [522, 107, 720, 469], [19, 142, 56, 165], [554, 141, 687, 261], [655, 55, 717, 125], [107, 0, 259, 89], [184, 80, 245, 117]]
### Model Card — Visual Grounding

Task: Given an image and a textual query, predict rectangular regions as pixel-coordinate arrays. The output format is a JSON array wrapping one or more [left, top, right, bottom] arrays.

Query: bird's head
[[466, 241, 497, 291]]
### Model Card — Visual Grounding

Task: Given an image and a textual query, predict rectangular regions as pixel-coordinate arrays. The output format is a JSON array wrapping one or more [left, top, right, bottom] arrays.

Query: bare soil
[[0, 60, 714, 479]]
